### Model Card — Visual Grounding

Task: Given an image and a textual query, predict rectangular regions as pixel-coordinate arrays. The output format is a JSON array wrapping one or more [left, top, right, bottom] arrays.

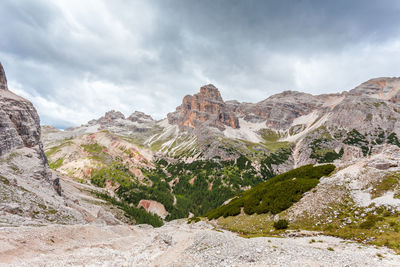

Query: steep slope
[[42, 77, 400, 226], [0, 62, 128, 227], [0, 62, 79, 225], [167, 84, 239, 130], [212, 143, 400, 252]]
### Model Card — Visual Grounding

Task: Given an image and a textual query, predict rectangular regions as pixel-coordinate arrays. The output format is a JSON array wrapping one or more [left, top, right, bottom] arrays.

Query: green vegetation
[[81, 143, 111, 163], [371, 172, 400, 199], [309, 135, 343, 163], [216, 199, 400, 253], [387, 133, 400, 147], [359, 214, 383, 229], [89, 154, 275, 224], [187, 217, 201, 224], [259, 129, 281, 142], [94, 191, 163, 227], [91, 163, 134, 188], [49, 158, 64, 169], [306, 127, 343, 163], [343, 129, 370, 156], [259, 148, 292, 178], [273, 219, 289, 230], [217, 213, 275, 235], [207, 164, 335, 219], [45, 141, 73, 158]]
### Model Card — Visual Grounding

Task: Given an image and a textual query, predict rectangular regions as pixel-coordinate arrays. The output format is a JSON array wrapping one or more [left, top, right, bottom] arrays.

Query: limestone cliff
[[168, 84, 239, 130], [0, 62, 42, 157]]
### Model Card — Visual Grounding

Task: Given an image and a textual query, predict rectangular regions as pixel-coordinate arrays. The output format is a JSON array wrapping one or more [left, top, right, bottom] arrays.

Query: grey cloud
[[0, 0, 400, 127]]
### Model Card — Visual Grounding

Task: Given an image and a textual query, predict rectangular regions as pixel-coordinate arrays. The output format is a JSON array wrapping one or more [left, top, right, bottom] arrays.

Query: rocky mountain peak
[[0, 62, 8, 90], [0, 63, 42, 156], [127, 111, 153, 123], [198, 84, 223, 102], [88, 110, 126, 127], [168, 84, 239, 130], [349, 77, 400, 102], [99, 110, 125, 123]]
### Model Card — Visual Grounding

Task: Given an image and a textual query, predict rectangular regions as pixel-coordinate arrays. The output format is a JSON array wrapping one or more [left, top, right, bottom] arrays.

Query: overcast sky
[[1, 0, 400, 128]]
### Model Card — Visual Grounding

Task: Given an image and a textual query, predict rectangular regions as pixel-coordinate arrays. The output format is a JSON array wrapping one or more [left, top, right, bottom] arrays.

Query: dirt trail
[[0, 221, 399, 267]]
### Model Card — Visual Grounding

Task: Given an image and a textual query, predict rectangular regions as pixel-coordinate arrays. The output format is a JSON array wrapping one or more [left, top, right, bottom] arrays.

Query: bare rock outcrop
[[349, 77, 400, 103], [0, 63, 42, 157], [97, 110, 125, 125], [138, 199, 169, 219], [0, 62, 7, 90], [0, 62, 86, 226], [168, 84, 239, 130], [128, 111, 153, 123], [234, 91, 325, 129]]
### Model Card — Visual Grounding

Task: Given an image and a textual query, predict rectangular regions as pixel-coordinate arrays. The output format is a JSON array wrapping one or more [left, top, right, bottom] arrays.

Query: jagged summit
[[168, 84, 239, 130], [128, 111, 153, 123], [198, 84, 223, 102], [0, 62, 41, 156], [349, 77, 400, 103], [0, 62, 8, 90]]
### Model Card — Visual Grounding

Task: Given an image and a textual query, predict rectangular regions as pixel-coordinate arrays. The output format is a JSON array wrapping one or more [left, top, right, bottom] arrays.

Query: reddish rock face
[[168, 84, 239, 130], [0, 62, 8, 90], [137, 199, 169, 219]]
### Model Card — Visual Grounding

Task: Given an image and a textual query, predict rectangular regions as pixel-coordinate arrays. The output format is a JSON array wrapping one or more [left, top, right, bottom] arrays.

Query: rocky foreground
[[0, 220, 399, 267]]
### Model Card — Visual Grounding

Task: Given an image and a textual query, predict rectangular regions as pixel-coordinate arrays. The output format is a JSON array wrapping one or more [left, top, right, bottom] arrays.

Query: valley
[[1, 60, 400, 265]]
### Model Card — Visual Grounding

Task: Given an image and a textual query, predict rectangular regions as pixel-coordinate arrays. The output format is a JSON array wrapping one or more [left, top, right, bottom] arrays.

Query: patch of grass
[[259, 129, 281, 142], [45, 141, 73, 158], [217, 213, 275, 235], [81, 143, 110, 163], [263, 141, 292, 153], [49, 158, 64, 169], [91, 163, 134, 188], [359, 215, 382, 229], [371, 172, 400, 199]]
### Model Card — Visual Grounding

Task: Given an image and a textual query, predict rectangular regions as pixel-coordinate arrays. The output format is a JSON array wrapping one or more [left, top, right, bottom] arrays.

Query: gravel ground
[[0, 220, 399, 267]]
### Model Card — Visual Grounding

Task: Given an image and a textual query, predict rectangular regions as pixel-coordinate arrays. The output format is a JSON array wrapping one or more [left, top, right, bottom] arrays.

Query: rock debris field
[[0, 220, 399, 267]]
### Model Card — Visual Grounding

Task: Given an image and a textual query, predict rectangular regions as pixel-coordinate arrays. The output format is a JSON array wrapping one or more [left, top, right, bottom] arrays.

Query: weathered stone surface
[[98, 110, 125, 124], [0, 62, 7, 90], [0, 64, 42, 156], [168, 84, 239, 130], [138, 199, 169, 219], [349, 77, 400, 103], [127, 111, 153, 123], [233, 91, 324, 129]]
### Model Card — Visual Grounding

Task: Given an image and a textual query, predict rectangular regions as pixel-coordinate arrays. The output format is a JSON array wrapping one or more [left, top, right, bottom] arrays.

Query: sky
[[1, 0, 400, 128]]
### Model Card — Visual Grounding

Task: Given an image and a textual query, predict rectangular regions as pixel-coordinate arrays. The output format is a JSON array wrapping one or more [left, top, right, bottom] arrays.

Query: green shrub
[[187, 217, 201, 224], [343, 129, 369, 156], [387, 133, 400, 147], [359, 215, 381, 229], [94, 192, 163, 227], [207, 164, 335, 220], [273, 219, 289, 230]]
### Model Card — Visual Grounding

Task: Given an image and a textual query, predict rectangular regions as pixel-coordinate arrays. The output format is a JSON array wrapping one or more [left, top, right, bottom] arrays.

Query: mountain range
[[1, 61, 400, 263]]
